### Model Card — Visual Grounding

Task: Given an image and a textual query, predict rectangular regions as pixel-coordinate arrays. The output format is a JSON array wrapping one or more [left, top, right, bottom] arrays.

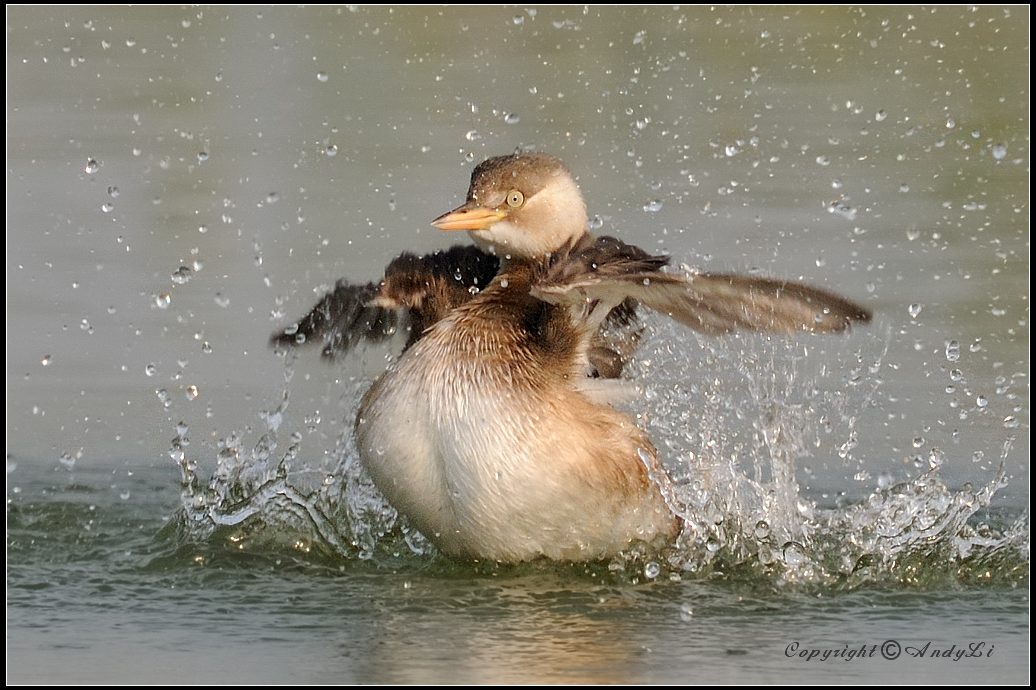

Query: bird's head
[[432, 153, 589, 260]]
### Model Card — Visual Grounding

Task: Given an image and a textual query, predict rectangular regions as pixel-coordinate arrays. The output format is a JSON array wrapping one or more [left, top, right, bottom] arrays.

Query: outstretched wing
[[271, 245, 500, 358], [534, 239, 871, 336], [270, 280, 399, 358], [644, 272, 873, 334]]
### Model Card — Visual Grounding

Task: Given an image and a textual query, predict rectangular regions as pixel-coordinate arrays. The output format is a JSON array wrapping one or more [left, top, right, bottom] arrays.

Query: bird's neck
[[494, 231, 593, 271]]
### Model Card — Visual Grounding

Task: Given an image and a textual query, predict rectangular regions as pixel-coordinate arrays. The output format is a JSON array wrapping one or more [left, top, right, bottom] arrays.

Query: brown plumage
[[271, 245, 499, 356], [272, 152, 872, 562]]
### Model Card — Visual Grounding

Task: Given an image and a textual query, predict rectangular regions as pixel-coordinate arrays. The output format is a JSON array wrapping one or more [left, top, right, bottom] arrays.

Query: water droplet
[[214, 293, 230, 308], [504, 112, 520, 125], [464, 130, 481, 142], [145, 363, 157, 377], [875, 109, 888, 122], [944, 340, 960, 362], [815, 155, 830, 166], [899, 183, 910, 193], [827, 200, 857, 221], [197, 151, 209, 163], [912, 436, 925, 448], [155, 292, 171, 309], [991, 143, 1007, 161], [41, 354, 52, 366], [512, 14, 524, 25], [59, 451, 77, 470], [907, 303, 923, 319], [499, 279, 509, 288], [84, 158, 99, 174], [587, 215, 604, 231], [831, 178, 843, 190], [782, 542, 807, 566], [975, 395, 988, 408], [185, 384, 199, 401], [945, 116, 956, 129], [171, 265, 193, 285], [316, 71, 328, 82], [325, 143, 338, 157], [928, 447, 945, 468], [643, 561, 661, 579], [197, 224, 208, 234], [643, 199, 663, 213], [754, 520, 770, 539], [724, 143, 740, 157], [679, 603, 693, 622], [107, 186, 120, 198]]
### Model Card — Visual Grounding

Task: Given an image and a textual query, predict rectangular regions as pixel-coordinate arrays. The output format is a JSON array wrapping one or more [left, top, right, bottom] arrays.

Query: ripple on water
[[161, 320, 1028, 590]]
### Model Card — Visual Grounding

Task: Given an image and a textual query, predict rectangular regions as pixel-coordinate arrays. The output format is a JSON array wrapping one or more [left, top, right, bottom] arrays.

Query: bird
[[272, 152, 871, 562]]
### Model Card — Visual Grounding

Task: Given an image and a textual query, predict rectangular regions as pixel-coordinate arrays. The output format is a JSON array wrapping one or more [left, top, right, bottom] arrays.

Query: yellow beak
[[431, 203, 508, 231]]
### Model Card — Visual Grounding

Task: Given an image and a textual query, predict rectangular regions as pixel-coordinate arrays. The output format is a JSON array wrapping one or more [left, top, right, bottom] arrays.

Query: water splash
[[164, 320, 1027, 587], [628, 320, 1026, 587], [166, 349, 402, 562]]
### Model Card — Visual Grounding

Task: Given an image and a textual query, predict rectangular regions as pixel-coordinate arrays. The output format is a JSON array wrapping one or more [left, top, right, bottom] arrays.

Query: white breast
[[354, 313, 677, 561]]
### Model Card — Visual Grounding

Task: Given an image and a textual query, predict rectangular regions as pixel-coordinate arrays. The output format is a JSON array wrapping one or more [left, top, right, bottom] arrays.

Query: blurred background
[[8, 5, 1027, 493]]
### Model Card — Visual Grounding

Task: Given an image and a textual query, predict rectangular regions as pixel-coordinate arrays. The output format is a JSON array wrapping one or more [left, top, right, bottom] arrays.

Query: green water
[[6, 467, 1028, 683]]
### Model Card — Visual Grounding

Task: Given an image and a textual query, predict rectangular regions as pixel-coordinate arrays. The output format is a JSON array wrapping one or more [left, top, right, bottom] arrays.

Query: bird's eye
[[506, 190, 525, 208]]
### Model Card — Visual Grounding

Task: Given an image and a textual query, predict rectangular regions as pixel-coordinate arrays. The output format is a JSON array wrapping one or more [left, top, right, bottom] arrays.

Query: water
[[7, 6, 1029, 683], [6, 464, 1029, 684]]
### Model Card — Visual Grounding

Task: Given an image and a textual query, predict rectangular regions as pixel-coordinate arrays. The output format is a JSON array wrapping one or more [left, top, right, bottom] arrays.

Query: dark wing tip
[[270, 324, 303, 348], [271, 245, 501, 360], [796, 284, 872, 332], [269, 280, 398, 360], [852, 303, 874, 324]]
